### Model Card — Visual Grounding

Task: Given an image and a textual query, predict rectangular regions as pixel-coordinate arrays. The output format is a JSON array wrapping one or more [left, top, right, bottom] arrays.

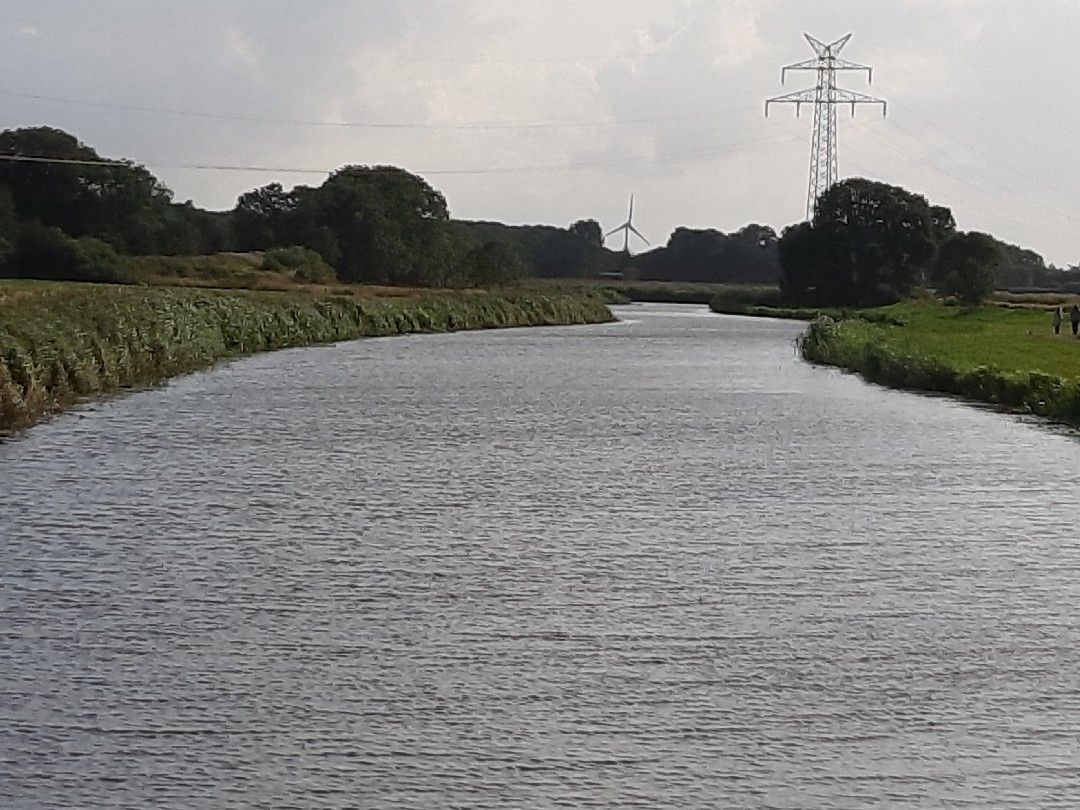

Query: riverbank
[[797, 302, 1080, 428], [0, 280, 614, 433], [536, 279, 780, 306]]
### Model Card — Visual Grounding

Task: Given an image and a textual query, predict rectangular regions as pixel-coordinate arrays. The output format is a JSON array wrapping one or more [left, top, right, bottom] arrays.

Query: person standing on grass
[[1072, 304, 1080, 336], [1053, 306, 1064, 335]]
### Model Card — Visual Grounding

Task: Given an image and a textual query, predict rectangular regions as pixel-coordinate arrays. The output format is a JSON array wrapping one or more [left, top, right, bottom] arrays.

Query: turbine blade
[[604, 224, 628, 238], [629, 225, 650, 245], [629, 194, 634, 220]]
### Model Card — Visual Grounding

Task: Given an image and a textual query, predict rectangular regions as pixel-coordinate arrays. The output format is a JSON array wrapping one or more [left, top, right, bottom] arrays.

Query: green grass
[[0, 280, 613, 433], [825, 302, 1077, 379], [799, 301, 1080, 426]]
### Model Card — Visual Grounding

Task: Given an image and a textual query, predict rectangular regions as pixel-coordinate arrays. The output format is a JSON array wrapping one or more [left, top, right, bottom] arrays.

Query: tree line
[[777, 178, 1078, 307], [0, 127, 527, 287], [0, 127, 1074, 294], [0, 127, 794, 288]]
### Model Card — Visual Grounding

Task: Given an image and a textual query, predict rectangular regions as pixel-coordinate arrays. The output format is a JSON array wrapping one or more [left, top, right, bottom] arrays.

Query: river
[[2, 303, 1079, 808]]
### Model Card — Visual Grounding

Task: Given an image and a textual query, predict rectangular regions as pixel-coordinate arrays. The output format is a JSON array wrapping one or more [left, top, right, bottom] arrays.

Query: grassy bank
[[798, 302, 1080, 427], [534, 279, 779, 306], [0, 281, 613, 433], [706, 285, 782, 314], [705, 286, 912, 323]]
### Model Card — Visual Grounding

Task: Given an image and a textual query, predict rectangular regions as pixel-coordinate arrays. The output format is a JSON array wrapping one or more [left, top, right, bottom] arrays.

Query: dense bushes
[[1, 224, 134, 284], [930, 232, 998, 307], [261, 246, 336, 283]]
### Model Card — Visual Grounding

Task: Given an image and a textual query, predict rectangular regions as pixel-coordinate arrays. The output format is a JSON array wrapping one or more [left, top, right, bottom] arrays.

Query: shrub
[[262, 246, 336, 284], [464, 241, 526, 288], [2, 223, 134, 284], [708, 285, 781, 313], [931, 232, 998, 307]]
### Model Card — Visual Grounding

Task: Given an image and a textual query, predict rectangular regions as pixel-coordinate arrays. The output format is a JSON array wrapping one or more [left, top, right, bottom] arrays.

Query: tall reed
[[0, 282, 613, 432]]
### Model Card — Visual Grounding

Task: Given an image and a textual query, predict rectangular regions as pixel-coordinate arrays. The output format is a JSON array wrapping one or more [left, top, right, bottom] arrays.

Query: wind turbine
[[605, 194, 650, 253]]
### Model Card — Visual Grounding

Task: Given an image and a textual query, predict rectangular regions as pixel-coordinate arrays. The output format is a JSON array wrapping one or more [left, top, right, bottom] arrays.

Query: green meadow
[[798, 302, 1080, 427]]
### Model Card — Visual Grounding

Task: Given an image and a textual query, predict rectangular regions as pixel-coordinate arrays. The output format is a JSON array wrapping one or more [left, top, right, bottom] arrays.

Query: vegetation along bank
[[0, 281, 614, 433], [797, 302, 1080, 428]]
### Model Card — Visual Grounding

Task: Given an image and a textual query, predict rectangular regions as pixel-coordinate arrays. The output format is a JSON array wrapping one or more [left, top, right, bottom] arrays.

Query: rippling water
[[2, 304, 1079, 808]]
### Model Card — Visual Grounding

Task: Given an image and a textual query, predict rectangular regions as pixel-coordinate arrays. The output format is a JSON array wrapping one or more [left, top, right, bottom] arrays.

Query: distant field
[[532, 278, 779, 306], [127, 252, 469, 298], [993, 290, 1080, 308]]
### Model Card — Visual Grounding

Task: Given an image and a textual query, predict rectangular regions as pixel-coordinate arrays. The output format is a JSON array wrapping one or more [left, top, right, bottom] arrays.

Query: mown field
[[799, 301, 1080, 427], [0, 280, 614, 433]]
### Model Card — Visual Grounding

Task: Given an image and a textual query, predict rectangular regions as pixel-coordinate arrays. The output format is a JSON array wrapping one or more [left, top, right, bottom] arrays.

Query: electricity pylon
[[766, 34, 886, 219]]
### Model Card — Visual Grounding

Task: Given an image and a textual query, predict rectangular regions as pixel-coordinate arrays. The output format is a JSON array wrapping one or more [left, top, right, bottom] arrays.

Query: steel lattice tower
[[766, 34, 886, 219]]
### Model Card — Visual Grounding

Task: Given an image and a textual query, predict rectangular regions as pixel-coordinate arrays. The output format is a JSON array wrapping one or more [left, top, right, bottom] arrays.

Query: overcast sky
[[2, 0, 1079, 265]]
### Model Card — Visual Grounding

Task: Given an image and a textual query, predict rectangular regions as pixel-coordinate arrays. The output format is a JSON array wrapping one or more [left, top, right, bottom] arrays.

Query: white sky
[[1, 0, 1079, 266]]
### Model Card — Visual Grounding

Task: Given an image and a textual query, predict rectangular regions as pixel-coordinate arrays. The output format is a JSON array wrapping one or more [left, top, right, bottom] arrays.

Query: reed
[[0, 280, 613, 432]]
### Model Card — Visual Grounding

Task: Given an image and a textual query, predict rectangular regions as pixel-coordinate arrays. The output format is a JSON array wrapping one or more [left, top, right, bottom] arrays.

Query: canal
[[2, 304, 1078, 808]]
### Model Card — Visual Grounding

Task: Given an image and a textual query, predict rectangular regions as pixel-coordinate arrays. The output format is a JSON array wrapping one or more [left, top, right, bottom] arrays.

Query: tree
[[992, 241, 1046, 289], [0, 127, 176, 252], [0, 186, 16, 244], [628, 225, 781, 283], [309, 165, 452, 284], [2, 222, 132, 283], [929, 205, 957, 246], [467, 241, 526, 287], [569, 219, 603, 247], [726, 224, 780, 282], [233, 182, 300, 249], [931, 231, 999, 307], [777, 221, 846, 304], [778, 178, 949, 306], [450, 220, 618, 278]]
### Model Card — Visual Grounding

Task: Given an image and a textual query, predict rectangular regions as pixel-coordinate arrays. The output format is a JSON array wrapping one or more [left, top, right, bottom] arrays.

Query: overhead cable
[[0, 89, 757, 131]]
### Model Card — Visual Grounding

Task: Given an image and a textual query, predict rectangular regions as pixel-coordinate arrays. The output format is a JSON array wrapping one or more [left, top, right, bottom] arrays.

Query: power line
[[843, 137, 1079, 259], [0, 131, 803, 178], [0, 16, 743, 66], [846, 115, 1080, 227], [0, 89, 758, 132], [886, 105, 1078, 203]]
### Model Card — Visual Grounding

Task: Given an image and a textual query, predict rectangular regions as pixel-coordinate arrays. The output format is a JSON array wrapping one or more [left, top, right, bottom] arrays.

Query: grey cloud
[[0, 0, 1077, 263]]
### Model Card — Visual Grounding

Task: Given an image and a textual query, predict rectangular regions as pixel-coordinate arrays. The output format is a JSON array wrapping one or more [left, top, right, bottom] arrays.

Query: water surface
[[2, 304, 1079, 808]]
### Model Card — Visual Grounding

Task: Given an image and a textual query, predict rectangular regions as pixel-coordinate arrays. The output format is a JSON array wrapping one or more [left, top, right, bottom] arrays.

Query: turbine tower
[[605, 194, 650, 253], [765, 34, 886, 219]]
